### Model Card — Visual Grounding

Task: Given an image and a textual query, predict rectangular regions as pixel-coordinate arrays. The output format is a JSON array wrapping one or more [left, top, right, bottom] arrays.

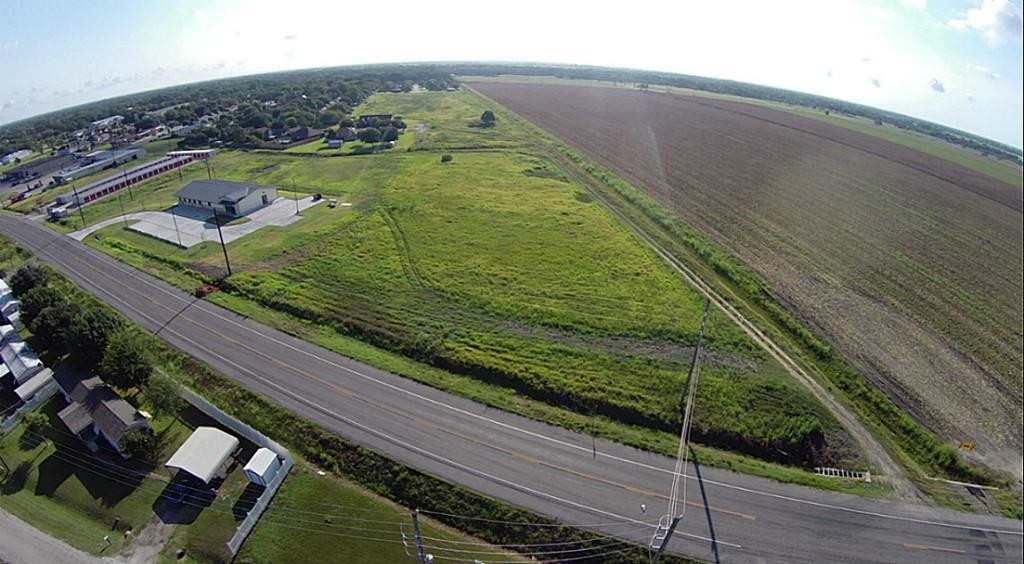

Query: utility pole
[[292, 179, 300, 215], [650, 299, 710, 564], [212, 209, 232, 276], [122, 166, 133, 200], [170, 205, 183, 247], [70, 182, 86, 227], [412, 509, 426, 564], [205, 156, 213, 180], [117, 193, 128, 226]]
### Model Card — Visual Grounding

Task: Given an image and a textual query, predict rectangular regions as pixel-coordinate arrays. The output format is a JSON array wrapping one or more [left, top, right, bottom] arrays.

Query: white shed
[[243, 447, 281, 487], [165, 426, 240, 484]]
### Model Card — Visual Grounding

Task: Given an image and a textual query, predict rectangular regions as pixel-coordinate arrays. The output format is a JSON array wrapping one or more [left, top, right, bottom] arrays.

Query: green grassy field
[[72, 89, 860, 471], [460, 75, 1022, 188], [237, 463, 520, 564]]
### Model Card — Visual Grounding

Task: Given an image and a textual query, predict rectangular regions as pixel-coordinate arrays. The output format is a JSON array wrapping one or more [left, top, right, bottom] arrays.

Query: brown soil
[[473, 82, 1024, 479]]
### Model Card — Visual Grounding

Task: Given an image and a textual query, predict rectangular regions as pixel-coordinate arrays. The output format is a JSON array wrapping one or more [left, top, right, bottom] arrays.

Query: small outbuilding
[[243, 447, 282, 487], [165, 426, 240, 484]]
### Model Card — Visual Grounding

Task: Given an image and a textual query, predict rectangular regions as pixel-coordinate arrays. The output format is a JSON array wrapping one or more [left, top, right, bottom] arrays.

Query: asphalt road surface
[[2, 213, 1020, 563]]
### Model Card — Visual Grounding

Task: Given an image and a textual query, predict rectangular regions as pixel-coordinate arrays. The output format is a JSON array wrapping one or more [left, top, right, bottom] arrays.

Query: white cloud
[[970, 64, 1001, 78], [929, 77, 945, 92], [947, 0, 1023, 46], [900, 0, 927, 10], [867, 5, 899, 22], [871, 78, 881, 88]]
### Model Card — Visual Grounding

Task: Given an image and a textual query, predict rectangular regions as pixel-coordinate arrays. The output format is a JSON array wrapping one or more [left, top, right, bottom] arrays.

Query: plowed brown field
[[473, 82, 1023, 475]]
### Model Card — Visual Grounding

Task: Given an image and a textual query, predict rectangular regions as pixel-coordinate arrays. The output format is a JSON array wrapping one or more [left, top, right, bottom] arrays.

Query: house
[[0, 339, 43, 388], [0, 294, 20, 320], [288, 127, 321, 141], [336, 127, 358, 142], [0, 149, 31, 165], [90, 115, 124, 130], [175, 179, 278, 217], [15, 367, 55, 404], [357, 114, 392, 128], [254, 127, 275, 141], [0, 324, 18, 346], [171, 124, 198, 137], [54, 371, 150, 458]]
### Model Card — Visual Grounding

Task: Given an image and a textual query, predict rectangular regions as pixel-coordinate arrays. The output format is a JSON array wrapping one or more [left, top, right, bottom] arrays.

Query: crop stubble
[[473, 82, 1023, 474]]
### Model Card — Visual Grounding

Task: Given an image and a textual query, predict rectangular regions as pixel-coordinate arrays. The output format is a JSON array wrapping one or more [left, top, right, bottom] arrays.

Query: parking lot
[[70, 196, 322, 247]]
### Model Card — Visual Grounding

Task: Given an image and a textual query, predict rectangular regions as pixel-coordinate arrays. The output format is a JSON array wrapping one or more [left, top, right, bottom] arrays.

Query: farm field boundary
[[464, 85, 1009, 497]]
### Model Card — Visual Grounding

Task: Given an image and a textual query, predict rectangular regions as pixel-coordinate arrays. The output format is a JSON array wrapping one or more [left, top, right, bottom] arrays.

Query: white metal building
[[243, 447, 282, 487], [165, 426, 240, 484], [174, 179, 278, 217]]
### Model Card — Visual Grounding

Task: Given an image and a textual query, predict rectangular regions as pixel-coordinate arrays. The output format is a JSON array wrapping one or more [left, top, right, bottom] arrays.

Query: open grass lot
[[74, 89, 859, 471], [471, 81, 1024, 476], [462, 75, 1023, 189], [237, 463, 519, 564]]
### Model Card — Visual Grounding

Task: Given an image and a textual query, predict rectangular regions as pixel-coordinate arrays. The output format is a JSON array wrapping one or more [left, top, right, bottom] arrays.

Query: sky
[[0, 0, 1021, 147]]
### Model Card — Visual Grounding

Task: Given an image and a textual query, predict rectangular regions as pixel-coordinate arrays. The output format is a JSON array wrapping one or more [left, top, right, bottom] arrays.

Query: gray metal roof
[[174, 179, 274, 204]]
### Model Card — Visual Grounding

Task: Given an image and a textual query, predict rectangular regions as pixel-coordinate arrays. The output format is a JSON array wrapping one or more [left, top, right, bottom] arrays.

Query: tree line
[[12, 264, 184, 458]]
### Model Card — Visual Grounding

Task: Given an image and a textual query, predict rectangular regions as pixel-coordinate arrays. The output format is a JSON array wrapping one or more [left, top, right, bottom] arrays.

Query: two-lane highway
[[2, 213, 1020, 563]]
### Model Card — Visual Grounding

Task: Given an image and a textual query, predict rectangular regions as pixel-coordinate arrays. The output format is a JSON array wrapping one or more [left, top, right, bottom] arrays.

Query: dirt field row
[[472, 82, 1023, 477]]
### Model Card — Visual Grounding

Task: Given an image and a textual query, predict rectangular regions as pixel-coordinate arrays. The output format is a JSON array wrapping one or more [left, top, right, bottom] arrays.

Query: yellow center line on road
[[58, 240, 756, 522], [903, 543, 965, 554]]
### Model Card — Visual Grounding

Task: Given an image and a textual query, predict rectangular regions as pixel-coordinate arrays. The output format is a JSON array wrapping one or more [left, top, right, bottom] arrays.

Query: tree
[[67, 307, 123, 368], [29, 304, 83, 355], [145, 374, 186, 422], [121, 429, 159, 460], [480, 110, 496, 124], [10, 264, 50, 297], [23, 411, 48, 435], [357, 127, 381, 143], [19, 286, 66, 328], [381, 126, 399, 143], [98, 329, 152, 391]]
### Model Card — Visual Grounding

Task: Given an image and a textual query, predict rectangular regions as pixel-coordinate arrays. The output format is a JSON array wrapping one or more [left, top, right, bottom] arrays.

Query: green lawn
[[0, 398, 192, 555]]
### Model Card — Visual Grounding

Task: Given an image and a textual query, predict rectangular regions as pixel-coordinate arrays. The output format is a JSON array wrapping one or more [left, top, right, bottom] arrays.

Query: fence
[[1, 375, 59, 434], [178, 386, 293, 555]]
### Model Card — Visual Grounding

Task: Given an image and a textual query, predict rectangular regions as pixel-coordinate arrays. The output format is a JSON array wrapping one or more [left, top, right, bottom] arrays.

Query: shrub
[[121, 429, 159, 460], [22, 411, 48, 435], [441, 154, 453, 163]]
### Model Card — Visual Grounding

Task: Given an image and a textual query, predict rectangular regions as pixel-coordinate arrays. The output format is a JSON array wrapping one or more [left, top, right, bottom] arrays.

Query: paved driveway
[[70, 197, 322, 247]]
